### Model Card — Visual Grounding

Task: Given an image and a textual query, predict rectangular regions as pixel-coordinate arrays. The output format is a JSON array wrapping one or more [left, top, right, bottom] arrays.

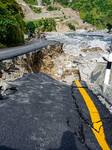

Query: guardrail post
[[103, 40, 112, 93]]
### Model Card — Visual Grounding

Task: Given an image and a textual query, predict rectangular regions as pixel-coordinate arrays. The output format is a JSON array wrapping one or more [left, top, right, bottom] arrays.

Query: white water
[[46, 32, 111, 54]]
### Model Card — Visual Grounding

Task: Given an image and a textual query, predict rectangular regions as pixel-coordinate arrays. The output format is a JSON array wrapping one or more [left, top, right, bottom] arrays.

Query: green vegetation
[[0, 0, 25, 47], [47, 6, 60, 11], [54, 17, 60, 19], [23, 0, 38, 5], [62, 11, 64, 14], [26, 18, 56, 35], [30, 6, 42, 13], [26, 22, 36, 33], [37, 18, 56, 32], [7, 25, 24, 46], [54, 0, 69, 7], [54, 0, 112, 28], [42, 0, 51, 5], [106, 23, 112, 32], [73, 20, 79, 26], [67, 23, 75, 30]]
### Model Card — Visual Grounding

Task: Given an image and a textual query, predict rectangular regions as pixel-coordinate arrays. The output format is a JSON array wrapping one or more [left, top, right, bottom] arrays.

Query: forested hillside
[[70, 0, 112, 28], [43, 0, 112, 28], [0, 0, 25, 47]]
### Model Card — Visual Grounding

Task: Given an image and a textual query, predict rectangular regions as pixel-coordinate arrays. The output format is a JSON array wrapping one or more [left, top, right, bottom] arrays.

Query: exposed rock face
[[40, 52, 79, 84], [0, 43, 63, 82], [56, 23, 70, 32]]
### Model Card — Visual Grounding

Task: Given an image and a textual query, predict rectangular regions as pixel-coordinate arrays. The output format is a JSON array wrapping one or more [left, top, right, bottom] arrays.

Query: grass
[[73, 20, 79, 25]]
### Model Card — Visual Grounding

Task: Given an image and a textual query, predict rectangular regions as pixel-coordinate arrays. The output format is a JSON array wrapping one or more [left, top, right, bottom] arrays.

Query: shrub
[[30, 6, 42, 13], [26, 22, 36, 33], [6, 25, 24, 46], [23, 0, 38, 5], [67, 23, 75, 30], [42, 0, 51, 5], [106, 23, 112, 32], [47, 6, 60, 11]]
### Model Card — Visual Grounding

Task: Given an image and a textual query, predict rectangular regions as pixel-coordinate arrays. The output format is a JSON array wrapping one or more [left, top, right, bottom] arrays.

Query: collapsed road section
[[0, 73, 112, 149], [0, 38, 112, 150]]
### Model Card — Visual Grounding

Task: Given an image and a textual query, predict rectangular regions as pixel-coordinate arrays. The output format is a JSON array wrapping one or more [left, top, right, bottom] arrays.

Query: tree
[[68, 23, 75, 31], [106, 23, 112, 32], [26, 22, 36, 33]]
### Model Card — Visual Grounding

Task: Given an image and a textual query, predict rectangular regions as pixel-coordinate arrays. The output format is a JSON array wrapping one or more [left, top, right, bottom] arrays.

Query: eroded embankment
[[0, 42, 80, 85], [0, 43, 62, 81]]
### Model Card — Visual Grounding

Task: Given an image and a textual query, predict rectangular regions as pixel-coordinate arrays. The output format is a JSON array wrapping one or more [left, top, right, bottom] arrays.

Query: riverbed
[[46, 31, 112, 113]]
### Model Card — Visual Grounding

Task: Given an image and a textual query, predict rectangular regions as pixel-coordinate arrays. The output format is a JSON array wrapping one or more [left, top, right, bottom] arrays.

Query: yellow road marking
[[75, 80, 110, 150]]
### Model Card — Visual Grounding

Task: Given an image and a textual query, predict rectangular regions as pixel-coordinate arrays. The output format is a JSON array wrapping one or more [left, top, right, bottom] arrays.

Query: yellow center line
[[75, 80, 110, 150]]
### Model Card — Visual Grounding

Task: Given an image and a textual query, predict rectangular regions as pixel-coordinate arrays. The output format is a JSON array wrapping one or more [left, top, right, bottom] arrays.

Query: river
[[66, 31, 112, 44]]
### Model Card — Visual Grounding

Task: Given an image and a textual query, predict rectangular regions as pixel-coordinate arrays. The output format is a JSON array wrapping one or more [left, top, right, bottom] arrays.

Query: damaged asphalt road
[[0, 73, 112, 150]]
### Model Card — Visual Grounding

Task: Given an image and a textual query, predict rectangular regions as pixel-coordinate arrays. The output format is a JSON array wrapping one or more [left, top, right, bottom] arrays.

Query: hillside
[[0, 0, 25, 47], [54, 0, 112, 28], [16, 0, 94, 30]]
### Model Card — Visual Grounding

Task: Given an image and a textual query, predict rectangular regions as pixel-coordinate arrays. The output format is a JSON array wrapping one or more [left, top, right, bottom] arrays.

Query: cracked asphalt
[[0, 73, 112, 150]]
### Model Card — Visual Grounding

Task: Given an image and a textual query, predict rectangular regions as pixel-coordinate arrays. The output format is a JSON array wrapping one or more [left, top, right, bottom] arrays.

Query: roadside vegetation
[[0, 0, 25, 48]]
